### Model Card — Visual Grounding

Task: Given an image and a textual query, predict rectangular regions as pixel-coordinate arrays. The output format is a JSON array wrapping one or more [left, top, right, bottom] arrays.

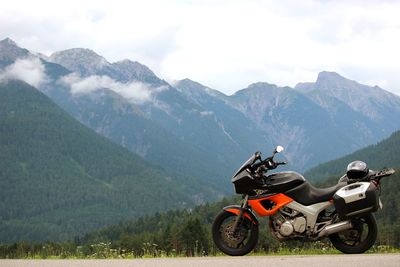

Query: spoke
[[237, 242, 244, 249], [350, 239, 359, 246]]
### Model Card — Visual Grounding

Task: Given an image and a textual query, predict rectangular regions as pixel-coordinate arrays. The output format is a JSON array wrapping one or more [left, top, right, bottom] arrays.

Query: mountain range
[[2, 38, 399, 176], [1, 37, 400, 242]]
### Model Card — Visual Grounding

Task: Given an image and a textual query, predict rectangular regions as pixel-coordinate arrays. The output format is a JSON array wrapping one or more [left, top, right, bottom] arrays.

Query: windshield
[[232, 152, 259, 178]]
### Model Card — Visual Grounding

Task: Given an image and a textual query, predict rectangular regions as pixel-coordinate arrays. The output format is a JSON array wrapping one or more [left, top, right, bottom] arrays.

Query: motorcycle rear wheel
[[329, 214, 377, 254], [212, 210, 258, 256]]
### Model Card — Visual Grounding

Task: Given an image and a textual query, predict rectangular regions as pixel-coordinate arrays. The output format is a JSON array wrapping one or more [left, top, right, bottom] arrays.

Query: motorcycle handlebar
[[346, 168, 395, 184], [255, 148, 288, 173], [262, 159, 287, 170], [371, 168, 395, 181]]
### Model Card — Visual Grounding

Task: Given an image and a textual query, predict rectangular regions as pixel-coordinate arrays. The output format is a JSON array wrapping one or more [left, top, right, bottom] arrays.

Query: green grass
[[5, 244, 399, 259]]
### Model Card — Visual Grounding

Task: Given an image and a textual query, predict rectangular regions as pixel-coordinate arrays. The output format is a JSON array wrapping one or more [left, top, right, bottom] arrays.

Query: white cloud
[[1, 0, 400, 95], [0, 58, 47, 87], [59, 73, 167, 104], [200, 111, 214, 117]]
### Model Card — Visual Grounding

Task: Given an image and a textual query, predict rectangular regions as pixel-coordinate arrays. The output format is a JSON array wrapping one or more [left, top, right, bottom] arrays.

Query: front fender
[[223, 205, 259, 225]]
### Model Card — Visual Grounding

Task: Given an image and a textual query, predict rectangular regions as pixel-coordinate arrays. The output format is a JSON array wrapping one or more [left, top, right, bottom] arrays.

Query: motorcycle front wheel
[[212, 210, 258, 256], [329, 214, 377, 254]]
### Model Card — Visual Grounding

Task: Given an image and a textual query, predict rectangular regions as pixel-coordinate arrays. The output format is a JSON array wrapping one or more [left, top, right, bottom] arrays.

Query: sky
[[1, 0, 400, 96]]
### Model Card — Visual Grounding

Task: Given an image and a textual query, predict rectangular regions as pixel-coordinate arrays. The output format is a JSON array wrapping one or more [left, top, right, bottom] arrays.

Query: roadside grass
[[7, 245, 399, 259]]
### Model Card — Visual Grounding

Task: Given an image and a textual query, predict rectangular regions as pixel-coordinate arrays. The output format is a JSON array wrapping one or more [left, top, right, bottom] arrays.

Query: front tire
[[329, 214, 377, 254], [212, 210, 258, 256]]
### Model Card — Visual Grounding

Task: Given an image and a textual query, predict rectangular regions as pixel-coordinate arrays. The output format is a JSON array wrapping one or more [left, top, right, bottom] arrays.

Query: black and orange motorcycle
[[212, 146, 395, 255]]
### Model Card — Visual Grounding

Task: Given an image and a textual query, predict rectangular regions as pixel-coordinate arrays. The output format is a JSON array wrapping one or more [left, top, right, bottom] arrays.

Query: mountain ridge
[[49, 48, 111, 76], [1, 37, 400, 179], [0, 38, 32, 67], [2, 37, 400, 242]]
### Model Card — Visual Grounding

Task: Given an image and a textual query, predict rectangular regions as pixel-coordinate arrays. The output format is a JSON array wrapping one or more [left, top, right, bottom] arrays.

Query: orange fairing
[[248, 194, 293, 216], [225, 209, 257, 224]]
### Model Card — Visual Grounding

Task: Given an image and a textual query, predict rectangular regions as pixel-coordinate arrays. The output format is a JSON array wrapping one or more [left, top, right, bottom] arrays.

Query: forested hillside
[[305, 130, 400, 181], [67, 132, 400, 255], [1, 127, 399, 256], [0, 80, 220, 243], [305, 131, 400, 247], [74, 171, 400, 257]]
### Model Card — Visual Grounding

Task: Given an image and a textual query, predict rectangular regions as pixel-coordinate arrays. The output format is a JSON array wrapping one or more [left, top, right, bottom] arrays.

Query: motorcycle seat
[[286, 181, 346, 206]]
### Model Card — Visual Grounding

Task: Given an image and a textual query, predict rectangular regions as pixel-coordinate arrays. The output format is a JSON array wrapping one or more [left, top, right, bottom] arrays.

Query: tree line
[[1, 188, 399, 259]]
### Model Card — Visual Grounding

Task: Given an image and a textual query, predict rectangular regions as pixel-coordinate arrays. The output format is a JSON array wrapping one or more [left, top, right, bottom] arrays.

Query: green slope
[[304, 131, 400, 246], [0, 80, 208, 243], [305, 130, 400, 182]]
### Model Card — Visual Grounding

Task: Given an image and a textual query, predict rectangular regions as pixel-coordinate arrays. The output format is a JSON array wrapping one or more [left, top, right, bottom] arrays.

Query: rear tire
[[212, 210, 258, 256], [329, 214, 377, 254]]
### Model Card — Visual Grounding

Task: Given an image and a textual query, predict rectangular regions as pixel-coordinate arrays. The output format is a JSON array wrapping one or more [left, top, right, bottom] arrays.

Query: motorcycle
[[212, 146, 395, 255]]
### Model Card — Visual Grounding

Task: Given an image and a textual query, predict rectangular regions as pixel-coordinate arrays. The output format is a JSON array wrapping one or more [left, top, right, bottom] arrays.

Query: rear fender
[[223, 205, 259, 225]]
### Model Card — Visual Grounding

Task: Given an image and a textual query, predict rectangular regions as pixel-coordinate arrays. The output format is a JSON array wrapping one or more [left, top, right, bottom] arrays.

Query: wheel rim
[[336, 217, 370, 246], [219, 215, 252, 249]]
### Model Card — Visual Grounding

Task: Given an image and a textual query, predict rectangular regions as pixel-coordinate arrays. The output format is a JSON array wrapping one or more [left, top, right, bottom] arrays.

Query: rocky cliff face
[[298, 71, 400, 124], [220, 72, 400, 169]]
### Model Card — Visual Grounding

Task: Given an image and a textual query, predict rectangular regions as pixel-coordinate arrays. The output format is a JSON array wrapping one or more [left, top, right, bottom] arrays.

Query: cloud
[[158, 1, 400, 94], [0, 57, 47, 87], [59, 73, 167, 104], [1, 1, 400, 95], [200, 111, 214, 117]]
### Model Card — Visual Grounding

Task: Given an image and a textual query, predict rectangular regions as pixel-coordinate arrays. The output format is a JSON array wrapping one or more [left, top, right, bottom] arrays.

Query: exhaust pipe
[[318, 220, 353, 238]]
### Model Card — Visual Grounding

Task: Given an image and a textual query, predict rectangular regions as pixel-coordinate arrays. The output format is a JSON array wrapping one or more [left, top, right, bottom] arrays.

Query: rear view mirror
[[275, 146, 284, 153]]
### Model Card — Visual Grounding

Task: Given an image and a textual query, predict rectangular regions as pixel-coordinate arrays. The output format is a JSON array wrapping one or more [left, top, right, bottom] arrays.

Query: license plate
[[379, 198, 383, 209]]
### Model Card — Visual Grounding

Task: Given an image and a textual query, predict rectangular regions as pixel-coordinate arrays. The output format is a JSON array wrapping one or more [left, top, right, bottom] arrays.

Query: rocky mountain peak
[[174, 79, 228, 102], [315, 71, 358, 90], [0, 38, 18, 47], [248, 82, 278, 89], [233, 82, 280, 99], [112, 59, 162, 84], [298, 71, 400, 123], [175, 79, 205, 91], [49, 48, 111, 76], [294, 82, 315, 93], [173, 79, 213, 103], [317, 71, 343, 80], [0, 38, 31, 64]]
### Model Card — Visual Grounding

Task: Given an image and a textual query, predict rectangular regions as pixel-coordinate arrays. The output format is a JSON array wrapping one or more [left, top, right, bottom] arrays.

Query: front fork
[[232, 194, 249, 232]]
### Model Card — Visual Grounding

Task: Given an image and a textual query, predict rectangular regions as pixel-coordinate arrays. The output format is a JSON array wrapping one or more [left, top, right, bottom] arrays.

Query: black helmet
[[346, 160, 369, 180]]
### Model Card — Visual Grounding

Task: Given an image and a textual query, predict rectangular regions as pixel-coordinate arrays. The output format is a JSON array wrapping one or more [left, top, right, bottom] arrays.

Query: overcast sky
[[1, 0, 399, 95]]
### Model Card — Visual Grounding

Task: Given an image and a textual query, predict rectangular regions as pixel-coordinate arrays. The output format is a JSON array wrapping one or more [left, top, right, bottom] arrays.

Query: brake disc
[[221, 221, 247, 247]]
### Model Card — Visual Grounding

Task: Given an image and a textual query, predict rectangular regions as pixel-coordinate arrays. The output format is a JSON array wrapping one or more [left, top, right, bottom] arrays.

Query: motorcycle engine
[[270, 207, 307, 239]]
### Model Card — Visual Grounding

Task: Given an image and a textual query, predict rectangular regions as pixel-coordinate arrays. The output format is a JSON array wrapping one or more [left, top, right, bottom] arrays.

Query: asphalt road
[[1, 254, 399, 267]]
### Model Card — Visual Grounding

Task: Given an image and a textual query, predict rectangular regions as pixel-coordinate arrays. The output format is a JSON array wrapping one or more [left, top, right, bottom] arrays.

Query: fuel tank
[[265, 171, 306, 193]]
